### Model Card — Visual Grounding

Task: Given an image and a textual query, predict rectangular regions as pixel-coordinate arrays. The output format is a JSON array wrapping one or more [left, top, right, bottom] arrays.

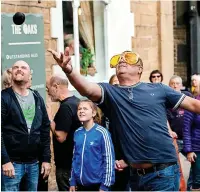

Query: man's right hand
[[48, 47, 73, 75], [2, 162, 15, 178], [69, 186, 76, 192], [48, 47, 102, 102], [115, 159, 128, 171]]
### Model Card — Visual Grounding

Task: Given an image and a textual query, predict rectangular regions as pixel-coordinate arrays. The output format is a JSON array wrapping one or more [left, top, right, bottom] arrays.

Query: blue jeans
[[2, 161, 39, 192], [129, 164, 180, 191]]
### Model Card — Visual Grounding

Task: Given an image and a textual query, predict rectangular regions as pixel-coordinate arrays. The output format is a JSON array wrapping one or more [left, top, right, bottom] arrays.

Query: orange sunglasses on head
[[110, 52, 140, 68]]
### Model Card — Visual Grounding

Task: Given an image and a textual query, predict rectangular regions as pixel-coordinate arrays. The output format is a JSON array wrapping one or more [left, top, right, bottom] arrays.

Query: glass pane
[[62, 0, 105, 78], [176, 1, 189, 26]]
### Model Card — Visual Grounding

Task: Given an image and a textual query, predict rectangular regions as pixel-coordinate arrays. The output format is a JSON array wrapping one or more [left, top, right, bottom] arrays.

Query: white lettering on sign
[[31, 84, 45, 89], [6, 53, 38, 60], [31, 53, 38, 58], [11, 25, 22, 34], [11, 24, 38, 35], [23, 24, 37, 34], [6, 54, 30, 59]]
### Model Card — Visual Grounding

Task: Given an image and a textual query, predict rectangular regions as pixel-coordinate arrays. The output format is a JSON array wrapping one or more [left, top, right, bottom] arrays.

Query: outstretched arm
[[48, 48, 102, 102], [180, 96, 200, 114]]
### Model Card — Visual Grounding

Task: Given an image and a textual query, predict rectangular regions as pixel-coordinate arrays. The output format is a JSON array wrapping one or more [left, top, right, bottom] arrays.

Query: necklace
[[119, 82, 142, 100], [128, 88, 134, 100]]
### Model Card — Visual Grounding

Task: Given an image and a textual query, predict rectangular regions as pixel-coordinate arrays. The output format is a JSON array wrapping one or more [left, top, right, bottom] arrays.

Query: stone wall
[[130, 1, 159, 81], [1, 1, 57, 190], [130, 1, 174, 84]]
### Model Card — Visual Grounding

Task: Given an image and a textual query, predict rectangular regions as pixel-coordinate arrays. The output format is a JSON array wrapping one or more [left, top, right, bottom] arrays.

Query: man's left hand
[[41, 162, 51, 179]]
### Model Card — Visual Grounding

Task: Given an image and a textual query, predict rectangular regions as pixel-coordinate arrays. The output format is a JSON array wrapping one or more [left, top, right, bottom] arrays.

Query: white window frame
[[50, 0, 110, 90]]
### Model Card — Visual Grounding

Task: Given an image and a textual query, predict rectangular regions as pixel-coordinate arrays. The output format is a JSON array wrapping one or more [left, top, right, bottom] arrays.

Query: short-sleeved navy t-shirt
[[98, 82, 186, 164]]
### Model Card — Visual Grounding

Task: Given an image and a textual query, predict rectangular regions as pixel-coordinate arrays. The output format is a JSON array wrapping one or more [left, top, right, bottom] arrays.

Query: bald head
[[12, 60, 31, 71], [11, 60, 31, 85], [49, 75, 69, 87], [47, 75, 70, 102]]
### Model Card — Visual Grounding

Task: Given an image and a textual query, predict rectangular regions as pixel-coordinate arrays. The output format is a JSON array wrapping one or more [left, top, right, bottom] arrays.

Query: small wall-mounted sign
[[1, 13, 46, 101]]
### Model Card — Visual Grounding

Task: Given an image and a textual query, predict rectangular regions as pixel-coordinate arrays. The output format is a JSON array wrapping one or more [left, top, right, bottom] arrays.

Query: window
[[176, 1, 189, 26], [62, 1, 106, 79]]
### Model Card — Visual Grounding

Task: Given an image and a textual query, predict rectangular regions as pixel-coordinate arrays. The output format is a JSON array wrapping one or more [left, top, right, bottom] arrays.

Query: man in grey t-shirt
[[15, 91, 35, 133], [1, 60, 51, 192]]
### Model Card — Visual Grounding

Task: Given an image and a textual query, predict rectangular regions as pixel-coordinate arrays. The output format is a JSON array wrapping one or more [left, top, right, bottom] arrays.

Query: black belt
[[135, 162, 177, 176], [12, 160, 38, 164]]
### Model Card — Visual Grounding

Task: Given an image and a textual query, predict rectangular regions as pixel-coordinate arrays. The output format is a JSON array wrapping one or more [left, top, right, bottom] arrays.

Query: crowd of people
[[1, 49, 200, 191]]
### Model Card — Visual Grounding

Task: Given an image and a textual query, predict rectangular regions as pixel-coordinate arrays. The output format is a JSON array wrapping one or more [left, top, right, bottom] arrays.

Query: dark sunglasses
[[151, 75, 161, 78]]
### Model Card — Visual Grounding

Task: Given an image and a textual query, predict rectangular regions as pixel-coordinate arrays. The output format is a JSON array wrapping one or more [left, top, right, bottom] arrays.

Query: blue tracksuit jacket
[[70, 123, 115, 191]]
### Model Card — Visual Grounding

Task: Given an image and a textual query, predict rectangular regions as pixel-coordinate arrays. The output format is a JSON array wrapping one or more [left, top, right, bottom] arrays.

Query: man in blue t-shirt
[[48, 48, 200, 191]]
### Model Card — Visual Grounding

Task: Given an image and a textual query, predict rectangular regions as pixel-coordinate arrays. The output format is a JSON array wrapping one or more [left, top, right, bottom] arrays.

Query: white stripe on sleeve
[[96, 126, 112, 186]]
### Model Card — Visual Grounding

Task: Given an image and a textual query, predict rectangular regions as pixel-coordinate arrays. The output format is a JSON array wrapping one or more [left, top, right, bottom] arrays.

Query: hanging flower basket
[[80, 68, 87, 76], [80, 47, 97, 76]]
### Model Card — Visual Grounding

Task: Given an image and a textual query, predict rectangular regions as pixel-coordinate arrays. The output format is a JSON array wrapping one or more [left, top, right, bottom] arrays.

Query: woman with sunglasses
[[149, 70, 163, 83], [49, 48, 200, 191]]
